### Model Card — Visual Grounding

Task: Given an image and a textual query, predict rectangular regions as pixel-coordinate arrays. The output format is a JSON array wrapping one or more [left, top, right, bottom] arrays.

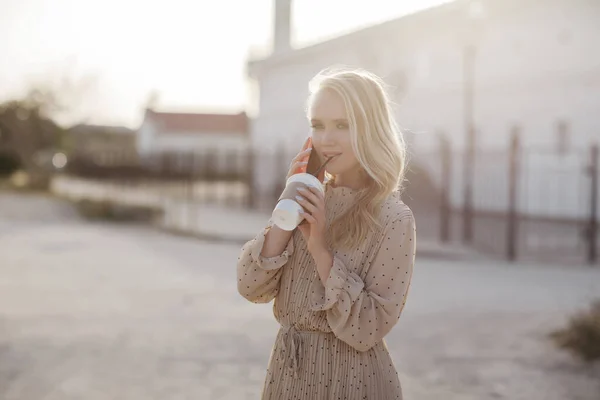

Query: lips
[[322, 153, 341, 159]]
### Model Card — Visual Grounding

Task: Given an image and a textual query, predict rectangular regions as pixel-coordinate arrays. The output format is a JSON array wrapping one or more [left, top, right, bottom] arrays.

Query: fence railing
[[63, 137, 599, 266], [424, 130, 599, 266]]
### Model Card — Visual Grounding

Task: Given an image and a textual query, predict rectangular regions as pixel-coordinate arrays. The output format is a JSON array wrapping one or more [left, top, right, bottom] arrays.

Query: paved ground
[[1, 192, 600, 400]]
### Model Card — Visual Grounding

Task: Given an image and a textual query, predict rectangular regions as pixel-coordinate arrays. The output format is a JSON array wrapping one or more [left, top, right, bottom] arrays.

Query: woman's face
[[308, 89, 361, 177]]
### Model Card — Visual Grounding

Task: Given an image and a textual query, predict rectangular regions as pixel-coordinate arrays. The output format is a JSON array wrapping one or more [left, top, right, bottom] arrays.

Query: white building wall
[[136, 118, 249, 176], [249, 0, 600, 219], [153, 132, 248, 152], [136, 119, 156, 156], [136, 120, 248, 154]]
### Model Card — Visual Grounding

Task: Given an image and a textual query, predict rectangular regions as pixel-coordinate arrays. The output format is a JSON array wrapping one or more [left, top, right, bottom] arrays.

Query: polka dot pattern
[[237, 185, 417, 399], [236, 223, 295, 304]]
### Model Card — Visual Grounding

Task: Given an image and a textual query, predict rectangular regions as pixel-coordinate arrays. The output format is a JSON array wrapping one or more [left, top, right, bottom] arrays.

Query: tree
[[0, 94, 60, 186], [0, 70, 97, 188]]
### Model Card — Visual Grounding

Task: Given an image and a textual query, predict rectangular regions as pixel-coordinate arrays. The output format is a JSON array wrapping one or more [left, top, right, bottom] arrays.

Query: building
[[67, 124, 136, 154], [136, 109, 249, 156], [247, 0, 600, 219]]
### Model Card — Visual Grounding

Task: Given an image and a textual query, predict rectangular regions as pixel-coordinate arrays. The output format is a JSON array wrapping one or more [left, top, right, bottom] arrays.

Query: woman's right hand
[[261, 147, 310, 257], [286, 147, 312, 180], [261, 147, 312, 258]]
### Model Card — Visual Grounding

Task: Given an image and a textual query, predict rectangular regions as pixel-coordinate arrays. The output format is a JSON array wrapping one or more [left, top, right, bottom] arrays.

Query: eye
[[336, 122, 349, 130], [310, 123, 324, 130]]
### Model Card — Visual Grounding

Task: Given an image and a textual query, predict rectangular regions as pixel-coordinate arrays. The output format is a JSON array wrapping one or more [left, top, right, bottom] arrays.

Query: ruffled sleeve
[[309, 214, 416, 352], [237, 223, 294, 303], [310, 258, 364, 311]]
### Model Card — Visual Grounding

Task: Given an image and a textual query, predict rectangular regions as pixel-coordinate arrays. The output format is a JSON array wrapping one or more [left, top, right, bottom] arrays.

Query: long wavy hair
[[307, 67, 408, 249]]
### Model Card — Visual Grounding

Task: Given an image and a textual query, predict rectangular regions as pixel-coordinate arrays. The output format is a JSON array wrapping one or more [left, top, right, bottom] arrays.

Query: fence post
[[439, 132, 451, 242], [179, 152, 189, 232], [246, 146, 256, 209], [224, 149, 237, 207], [587, 143, 598, 265], [273, 143, 287, 207], [506, 126, 521, 262]]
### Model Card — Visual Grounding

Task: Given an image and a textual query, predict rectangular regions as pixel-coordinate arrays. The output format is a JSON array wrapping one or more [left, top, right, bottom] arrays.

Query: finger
[[287, 161, 308, 177], [306, 185, 325, 203], [301, 212, 317, 224], [289, 161, 308, 170], [292, 148, 312, 162], [297, 187, 322, 208], [296, 195, 317, 214]]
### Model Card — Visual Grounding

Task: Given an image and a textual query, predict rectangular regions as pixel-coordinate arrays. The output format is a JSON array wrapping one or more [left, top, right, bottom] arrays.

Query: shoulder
[[378, 191, 414, 228]]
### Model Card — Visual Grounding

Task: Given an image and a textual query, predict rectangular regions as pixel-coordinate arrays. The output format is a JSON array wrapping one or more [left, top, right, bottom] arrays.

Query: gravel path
[[1, 192, 599, 399]]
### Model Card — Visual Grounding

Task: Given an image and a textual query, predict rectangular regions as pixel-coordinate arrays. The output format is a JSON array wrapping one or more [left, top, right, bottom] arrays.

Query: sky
[[0, 0, 452, 127]]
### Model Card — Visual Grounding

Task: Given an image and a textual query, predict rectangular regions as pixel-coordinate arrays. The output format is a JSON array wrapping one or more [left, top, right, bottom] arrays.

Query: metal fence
[[64, 136, 599, 266], [414, 131, 599, 266]]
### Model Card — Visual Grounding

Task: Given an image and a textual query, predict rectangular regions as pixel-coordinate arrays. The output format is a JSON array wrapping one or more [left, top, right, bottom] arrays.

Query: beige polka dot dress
[[237, 184, 416, 400]]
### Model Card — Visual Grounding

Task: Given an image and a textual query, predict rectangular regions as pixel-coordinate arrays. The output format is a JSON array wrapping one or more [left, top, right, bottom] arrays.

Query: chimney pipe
[[273, 0, 292, 53]]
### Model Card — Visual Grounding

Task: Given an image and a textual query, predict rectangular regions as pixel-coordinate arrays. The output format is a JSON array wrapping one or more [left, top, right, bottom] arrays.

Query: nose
[[320, 129, 336, 146]]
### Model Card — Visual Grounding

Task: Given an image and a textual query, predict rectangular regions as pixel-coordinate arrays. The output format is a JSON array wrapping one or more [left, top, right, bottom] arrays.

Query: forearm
[[311, 245, 334, 284], [260, 225, 294, 258], [238, 225, 293, 304]]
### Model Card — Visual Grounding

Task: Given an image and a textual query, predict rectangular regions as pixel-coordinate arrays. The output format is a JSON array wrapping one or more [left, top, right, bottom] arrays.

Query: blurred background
[[1, 0, 599, 399]]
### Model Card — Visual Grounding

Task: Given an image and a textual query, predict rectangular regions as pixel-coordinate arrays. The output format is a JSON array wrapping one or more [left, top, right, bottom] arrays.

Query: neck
[[333, 168, 369, 190]]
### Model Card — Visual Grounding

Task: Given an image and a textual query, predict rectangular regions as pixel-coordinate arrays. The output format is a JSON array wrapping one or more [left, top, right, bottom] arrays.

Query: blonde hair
[[307, 67, 407, 250]]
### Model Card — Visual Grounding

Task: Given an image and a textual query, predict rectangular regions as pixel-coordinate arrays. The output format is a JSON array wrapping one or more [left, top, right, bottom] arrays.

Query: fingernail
[[297, 188, 306, 192], [295, 195, 304, 201]]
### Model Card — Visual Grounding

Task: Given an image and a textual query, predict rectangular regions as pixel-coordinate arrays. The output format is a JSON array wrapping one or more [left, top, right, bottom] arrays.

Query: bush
[[0, 152, 21, 176], [75, 199, 162, 223], [8, 170, 51, 191], [550, 299, 600, 363]]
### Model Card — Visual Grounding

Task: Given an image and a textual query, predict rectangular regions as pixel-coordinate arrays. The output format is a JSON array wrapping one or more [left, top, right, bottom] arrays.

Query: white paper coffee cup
[[271, 173, 325, 231]]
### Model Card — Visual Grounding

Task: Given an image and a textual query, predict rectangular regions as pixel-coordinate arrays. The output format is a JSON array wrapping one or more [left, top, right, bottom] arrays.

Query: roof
[[146, 110, 248, 134], [69, 124, 135, 135]]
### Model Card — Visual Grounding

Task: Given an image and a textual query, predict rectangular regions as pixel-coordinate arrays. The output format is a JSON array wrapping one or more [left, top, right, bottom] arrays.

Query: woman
[[237, 67, 416, 400]]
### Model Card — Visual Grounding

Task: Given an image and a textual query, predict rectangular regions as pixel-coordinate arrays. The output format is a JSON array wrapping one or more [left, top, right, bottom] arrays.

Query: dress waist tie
[[277, 324, 304, 378]]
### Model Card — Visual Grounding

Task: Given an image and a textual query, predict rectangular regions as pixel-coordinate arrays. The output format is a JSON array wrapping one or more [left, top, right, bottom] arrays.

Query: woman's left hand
[[296, 185, 327, 254]]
